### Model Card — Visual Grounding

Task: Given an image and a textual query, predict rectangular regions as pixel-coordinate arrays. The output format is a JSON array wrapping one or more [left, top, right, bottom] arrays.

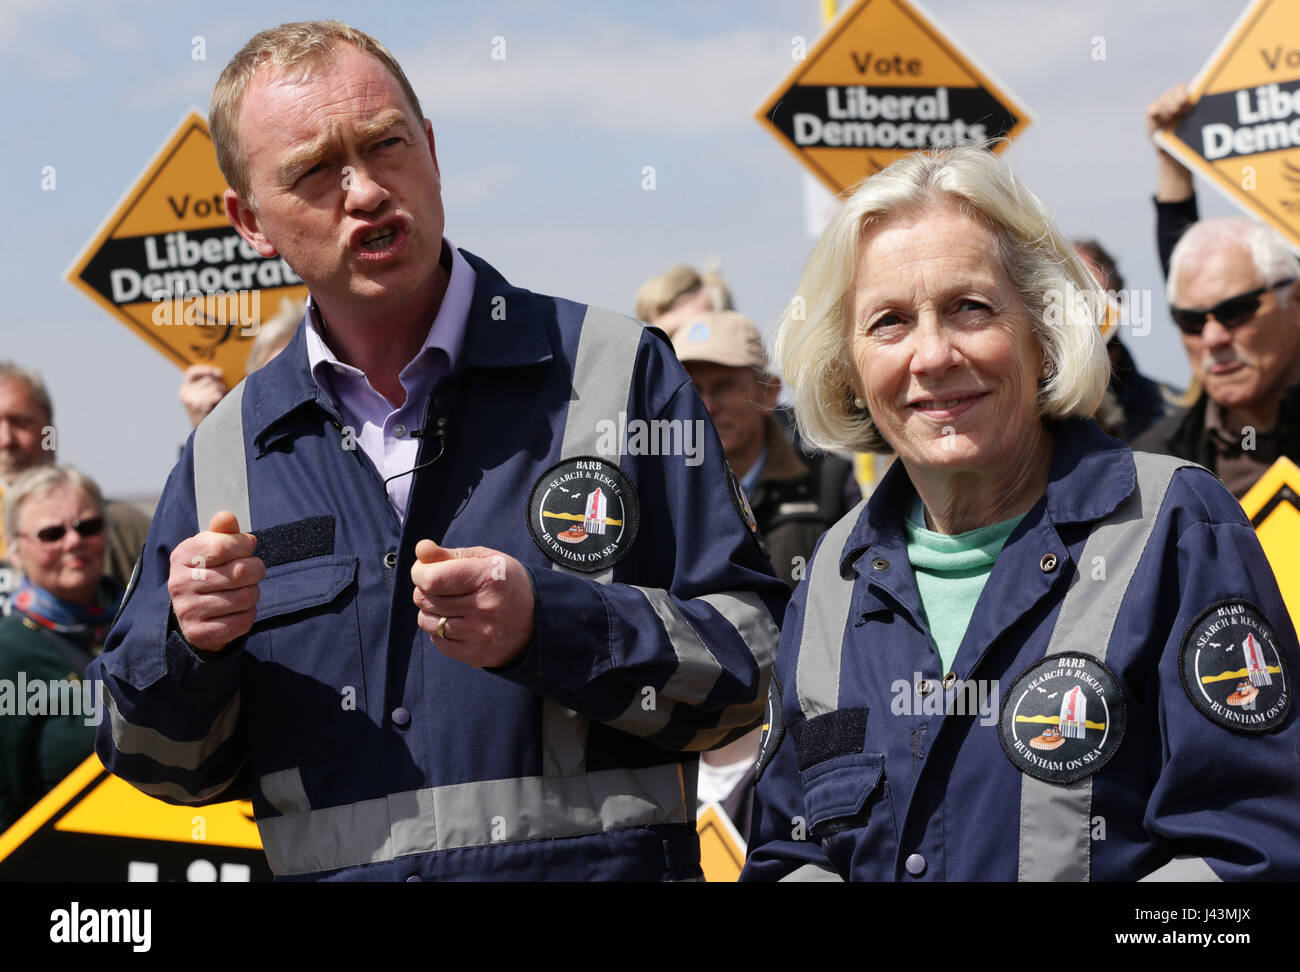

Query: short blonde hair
[[210, 21, 424, 204], [634, 263, 734, 324], [777, 146, 1109, 453], [3, 465, 105, 552]]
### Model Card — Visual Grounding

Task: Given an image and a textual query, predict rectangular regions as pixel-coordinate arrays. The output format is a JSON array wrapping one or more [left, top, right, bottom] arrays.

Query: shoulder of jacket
[[804, 496, 870, 580]]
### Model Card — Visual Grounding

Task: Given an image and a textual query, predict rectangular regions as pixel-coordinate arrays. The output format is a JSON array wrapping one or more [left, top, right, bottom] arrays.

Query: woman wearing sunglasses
[[0, 466, 121, 830]]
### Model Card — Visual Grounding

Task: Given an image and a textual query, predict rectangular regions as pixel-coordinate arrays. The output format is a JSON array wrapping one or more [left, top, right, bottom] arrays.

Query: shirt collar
[[304, 239, 473, 394], [837, 418, 1134, 576], [242, 247, 557, 454]]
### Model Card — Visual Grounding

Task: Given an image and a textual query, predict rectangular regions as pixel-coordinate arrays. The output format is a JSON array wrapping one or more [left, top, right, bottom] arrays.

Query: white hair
[[1167, 218, 1300, 308], [776, 146, 1110, 453]]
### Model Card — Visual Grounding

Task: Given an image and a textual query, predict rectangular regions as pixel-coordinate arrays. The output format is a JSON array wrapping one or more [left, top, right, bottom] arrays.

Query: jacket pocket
[[243, 555, 369, 770], [800, 752, 898, 873]]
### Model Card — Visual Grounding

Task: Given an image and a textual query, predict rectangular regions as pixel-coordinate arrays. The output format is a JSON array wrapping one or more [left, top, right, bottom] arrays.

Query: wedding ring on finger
[[436, 615, 448, 640]]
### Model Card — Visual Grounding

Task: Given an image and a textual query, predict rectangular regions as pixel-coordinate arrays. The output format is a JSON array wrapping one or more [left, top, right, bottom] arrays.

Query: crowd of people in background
[[2, 73, 1300, 865]]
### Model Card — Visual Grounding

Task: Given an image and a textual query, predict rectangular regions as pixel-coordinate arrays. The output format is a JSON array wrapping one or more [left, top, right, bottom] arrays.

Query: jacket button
[[1040, 553, 1058, 572], [916, 679, 933, 696], [905, 853, 926, 876], [942, 671, 958, 690], [384, 551, 398, 569], [872, 558, 889, 571], [394, 423, 407, 437], [405, 874, 422, 883], [392, 707, 411, 728]]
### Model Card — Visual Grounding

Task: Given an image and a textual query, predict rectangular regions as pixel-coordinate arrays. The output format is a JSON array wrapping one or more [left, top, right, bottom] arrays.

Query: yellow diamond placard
[[755, 0, 1033, 194], [697, 800, 747, 882], [1242, 457, 1300, 627], [0, 755, 269, 881], [1154, 0, 1300, 252], [65, 110, 308, 386]]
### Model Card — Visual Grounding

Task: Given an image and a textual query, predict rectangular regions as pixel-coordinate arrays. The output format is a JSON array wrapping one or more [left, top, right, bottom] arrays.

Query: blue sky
[[0, 0, 1249, 498]]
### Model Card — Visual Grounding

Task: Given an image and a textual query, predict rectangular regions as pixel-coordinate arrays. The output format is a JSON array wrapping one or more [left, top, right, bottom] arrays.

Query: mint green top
[[903, 493, 1028, 673]]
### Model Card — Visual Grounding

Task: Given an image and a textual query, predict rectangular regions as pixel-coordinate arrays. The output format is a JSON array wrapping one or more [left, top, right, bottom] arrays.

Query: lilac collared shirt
[[305, 241, 475, 520]]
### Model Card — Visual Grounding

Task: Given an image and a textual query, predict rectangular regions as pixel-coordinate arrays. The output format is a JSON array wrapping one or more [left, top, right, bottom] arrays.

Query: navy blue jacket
[[89, 252, 787, 881], [743, 419, 1300, 881]]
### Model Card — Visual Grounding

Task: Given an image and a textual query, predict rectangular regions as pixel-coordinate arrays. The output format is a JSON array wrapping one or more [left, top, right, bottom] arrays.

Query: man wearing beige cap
[[672, 310, 858, 841], [673, 311, 858, 590]]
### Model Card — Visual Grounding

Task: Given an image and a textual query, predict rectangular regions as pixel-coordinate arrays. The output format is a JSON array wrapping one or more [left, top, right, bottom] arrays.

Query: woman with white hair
[[0, 466, 119, 830], [741, 146, 1300, 882]]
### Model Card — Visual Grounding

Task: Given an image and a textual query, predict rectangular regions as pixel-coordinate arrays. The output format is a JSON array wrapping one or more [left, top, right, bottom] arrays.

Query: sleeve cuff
[[1154, 194, 1198, 214], [162, 606, 245, 700], [489, 565, 614, 694]]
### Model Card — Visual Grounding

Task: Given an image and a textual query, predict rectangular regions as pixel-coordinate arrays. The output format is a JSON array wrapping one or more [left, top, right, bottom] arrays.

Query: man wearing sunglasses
[[1133, 218, 1300, 498], [1137, 84, 1300, 498]]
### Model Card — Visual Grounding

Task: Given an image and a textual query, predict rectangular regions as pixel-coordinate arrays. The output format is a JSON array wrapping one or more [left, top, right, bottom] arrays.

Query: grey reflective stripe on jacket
[[257, 763, 693, 876], [796, 497, 870, 720], [554, 306, 642, 586], [193, 379, 251, 530], [101, 384, 252, 805], [552, 308, 779, 751], [541, 306, 639, 778], [1018, 453, 1192, 881], [131, 768, 246, 805], [795, 454, 1193, 882], [105, 690, 240, 772], [1139, 856, 1222, 881], [779, 862, 844, 882]]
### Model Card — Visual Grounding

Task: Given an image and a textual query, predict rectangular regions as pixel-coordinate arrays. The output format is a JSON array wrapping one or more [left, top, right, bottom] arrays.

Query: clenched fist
[[167, 511, 265, 653], [411, 539, 535, 668], [1145, 82, 1192, 138], [1146, 82, 1194, 202]]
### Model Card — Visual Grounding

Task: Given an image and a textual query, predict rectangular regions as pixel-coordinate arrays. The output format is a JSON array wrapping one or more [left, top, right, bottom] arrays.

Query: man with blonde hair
[[90, 20, 785, 882], [634, 263, 733, 338]]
